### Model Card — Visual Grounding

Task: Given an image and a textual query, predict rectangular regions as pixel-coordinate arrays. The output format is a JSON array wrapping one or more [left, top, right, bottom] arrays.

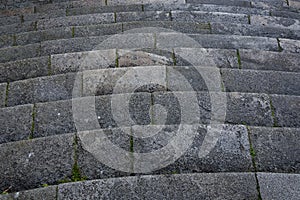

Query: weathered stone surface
[[226, 92, 273, 126], [157, 33, 279, 51], [0, 186, 57, 200], [0, 43, 40, 63], [238, 49, 300, 72], [258, 173, 300, 200], [75, 23, 122, 37], [133, 124, 253, 173], [0, 133, 75, 192], [171, 11, 249, 24], [116, 11, 170, 22], [16, 27, 72, 46], [58, 173, 258, 199], [186, 0, 251, 7], [108, 0, 185, 6], [221, 68, 300, 95], [279, 38, 300, 53], [0, 83, 6, 108], [271, 94, 300, 128], [0, 21, 35, 35], [0, 57, 48, 83], [0, 104, 33, 144], [0, 34, 14, 48], [251, 15, 300, 30], [34, 100, 75, 138], [51, 49, 116, 75], [37, 13, 115, 30], [249, 126, 300, 173], [8, 73, 79, 106]]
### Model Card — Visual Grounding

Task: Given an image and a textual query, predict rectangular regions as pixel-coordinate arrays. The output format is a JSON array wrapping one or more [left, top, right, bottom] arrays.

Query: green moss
[[114, 12, 117, 23], [4, 82, 9, 107], [115, 49, 119, 67], [71, 27, 75, 38], [236, 49, 242, 69], [130, 136, 134, 153], [171, 49, 177, 66], [42, 183, 49, 187], [269, 98, 279, 127], [208, 22, 212, 34], [247, 15, 251, 24]]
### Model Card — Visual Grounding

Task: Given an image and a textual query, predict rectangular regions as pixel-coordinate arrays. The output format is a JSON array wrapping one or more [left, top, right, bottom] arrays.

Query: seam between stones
[[115, 49, 119, 67], [269, 95, 279, 127], [48, 55, 52, 76], [20, 15, 24, 23], [154, 33, 157, 49], [247, 15, 251, 24], [277, 38, 283, 52], [219, 70, 226, 92], [246, 126, 262, 200], [208, 22, 212, 34], [286, 0, 290, 6], [33, 6, 37, 14], [55, 185, 58, 200], [12, 34, 17, 46], [114, 12, 117, 23], [105, 0, 108, 6], [121, 23, 124, 32], [30, 104, 36, 139], [141, 4, 144, 12], [71, 27, 75, 38], [169, 11, 173, 21], [236, 49, 242, 69], [171, 48, 177, 66], [129, 126, 134, 174], [4, 82, 9, 107]]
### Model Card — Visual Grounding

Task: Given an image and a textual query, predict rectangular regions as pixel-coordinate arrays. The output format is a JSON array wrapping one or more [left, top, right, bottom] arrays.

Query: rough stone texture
[[0, 186, 57, 200], [34, 100, 76, 138], [0, 43, 40, 63], [133, 124, 253, 173], [0, 57, 49, 83], [51, 49, 116, 75], [0, 34, 14, 48], [8, 73, 79, 106], [171, 11, 249, 24], [186, 0, 251, 7], [249, 126, 300, 173], [221, 68, 300, 95], [75, 23, 122, 37], [58, 173, 258, 199], [258, 173, 300, 200], [0, 105, 33, 144], [238, 49, 300, 72], [280, 38, 300, 53], [108, 0, 185, 6], [226, 92, 273, 126], [0, 21, 36, 36], [251, 15, 300, 30], [116, 11, 170, 22], [0, 83, 6, 108], [0, 133, 75, 192], [271, 94, 300, 128]]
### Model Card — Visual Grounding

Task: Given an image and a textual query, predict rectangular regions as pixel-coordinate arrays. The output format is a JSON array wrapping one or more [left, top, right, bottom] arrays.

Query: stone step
[[2, 32, 297, 63], [0, 123, 256, 192], [1, 90, 299, 144], [1, 47, 299, 84]]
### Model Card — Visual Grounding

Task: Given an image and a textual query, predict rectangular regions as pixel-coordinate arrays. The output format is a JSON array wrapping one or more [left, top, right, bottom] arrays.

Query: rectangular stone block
[[186, 0, 251, 7], [279, 38, 300, 53], [0, 21, 36, 35], [58, 173, 258, 199], [251, 15, 300, 30], [75, 23, 122, 37], [116, 11, 170, 22], [51, 49, 117, 75], [238, 49, 300, 72], [0, 83, 6, 108], [0, 186, 57, 200], [133, 124, 253, 173], [249, 126, 300, 173], [0, 104, 33, 144], [258, 173, 300, 200], [0, 133, 75, 192], [8, 72, 80, 106], [171, 11, 249, 24], [0, 56, 48, 83], [271, 94, 300, 128], [221, 68, 300, 95], [0, 43, 40, 63]]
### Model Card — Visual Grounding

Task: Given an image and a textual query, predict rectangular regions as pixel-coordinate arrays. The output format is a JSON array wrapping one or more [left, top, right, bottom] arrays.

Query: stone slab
[[0, 43, 40, 63], [249, 126, 300, 173], [280, 38, 300, 53], [58, 173, 258, 199], [0, 133, 75, 192], [258, 173, 300, 200], [0, 104, 33, 144], [0, 186, 56, 200]]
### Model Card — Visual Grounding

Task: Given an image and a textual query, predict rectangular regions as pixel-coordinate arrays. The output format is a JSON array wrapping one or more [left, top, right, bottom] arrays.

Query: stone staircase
[[0, 0, 299, 199]]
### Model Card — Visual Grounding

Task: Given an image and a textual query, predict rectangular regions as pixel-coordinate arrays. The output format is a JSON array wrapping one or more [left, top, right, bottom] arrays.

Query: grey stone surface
[[51, 49, 116, 75], [123, 21, 211, 34], [221, 68, 300, 95], [134, 124, 253, 173], [157, 33, 279, 51], [34, 100, 76, 138], [116, 11, 170, 22], [8, 73, 79, 106], [0, 104, 33, 144], [41, 36, 109, 56], [0, 43, 40, 63], [15, 27, 72, 46], [58, 173, 258, 199], [238, 49, 300, 72], [75, 23, 122, 37], [171, 11, 249, 24], [0, 186, 57, 200], [0, 21, 36, 36], [226, 92, 273, 126], [108, 0, 185, 6], [249, 126, 300, 173], [252, 15, 300, 30], [0, 57, 48, 83], [271, 94, 300, 128], [0, 133, 75, 192], [258, 173, 300, 200], [0, 83, 6, 108], [37, 13, 115, 30], [186, 0, 251, 7], [280, 38, 300, 53], [0, 34, 14, 48]]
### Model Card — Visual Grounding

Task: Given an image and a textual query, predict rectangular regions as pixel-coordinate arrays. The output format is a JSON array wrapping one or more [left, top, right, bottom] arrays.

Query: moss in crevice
[[4, 82, 9, 107], [115, 49, 119, 68], [208, 22, 212, 34], [20, 15, 24, 23], [72, 135, 86, 182], [247, 15, 251, 24], [29, 104, 36, 139], [277, 38, 283, 52], [236, 49, 242, 69], [71, 27, 75, 38], [141, 4, 144, 12], [171, 49, 177, 66], [114, 12, 117, 23], [286, 0, 290, 6], [48, 55, 52, 76], [269, 97, 279, 127], [12, 35, 17, 46]]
